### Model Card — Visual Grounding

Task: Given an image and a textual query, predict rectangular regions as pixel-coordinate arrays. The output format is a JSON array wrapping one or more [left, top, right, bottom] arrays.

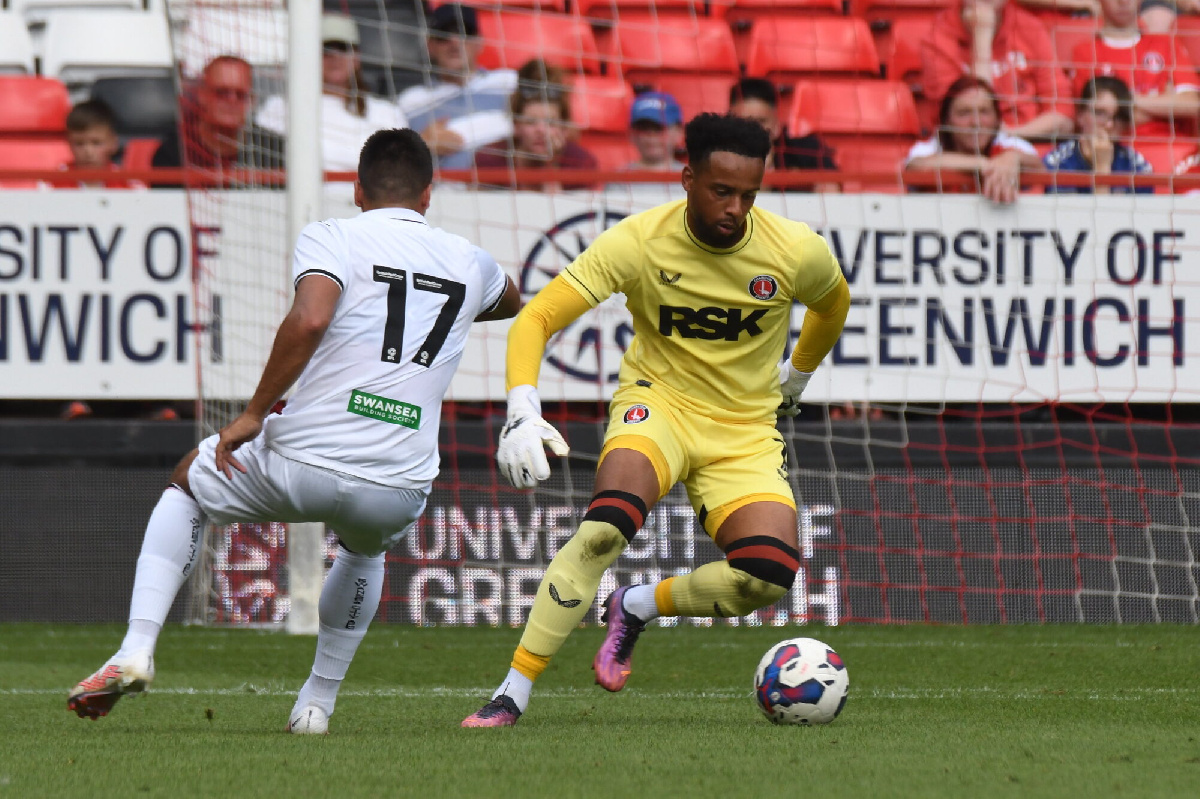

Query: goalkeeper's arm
[[498, 276, 593, 488], [779, 274, 851, 416]]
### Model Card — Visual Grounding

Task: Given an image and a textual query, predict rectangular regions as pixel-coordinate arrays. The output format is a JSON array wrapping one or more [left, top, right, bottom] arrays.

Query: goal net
[[171, 1, 1199, 628]]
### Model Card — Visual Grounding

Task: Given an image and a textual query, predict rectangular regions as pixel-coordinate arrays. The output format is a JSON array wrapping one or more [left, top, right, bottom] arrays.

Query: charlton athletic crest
[[749, 275, 778, 300], [623, 404, 650, 424]]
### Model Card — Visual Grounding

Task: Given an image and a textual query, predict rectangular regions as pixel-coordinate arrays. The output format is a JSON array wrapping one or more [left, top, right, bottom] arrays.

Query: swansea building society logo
[[521, 210, 630, 384]]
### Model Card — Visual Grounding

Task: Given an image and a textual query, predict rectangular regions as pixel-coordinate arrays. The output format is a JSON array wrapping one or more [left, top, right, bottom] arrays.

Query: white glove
[[497, 385, 570, 488], [778, 360, 814, 417]]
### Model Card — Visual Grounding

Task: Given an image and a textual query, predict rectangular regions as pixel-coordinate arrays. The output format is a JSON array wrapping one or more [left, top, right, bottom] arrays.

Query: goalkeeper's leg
[[462, 447, 662, 727], [621, 500, 799, 624]]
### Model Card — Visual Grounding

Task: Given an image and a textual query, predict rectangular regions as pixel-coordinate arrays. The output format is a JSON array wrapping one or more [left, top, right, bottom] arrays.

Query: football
[[753, 637, 849, 725]]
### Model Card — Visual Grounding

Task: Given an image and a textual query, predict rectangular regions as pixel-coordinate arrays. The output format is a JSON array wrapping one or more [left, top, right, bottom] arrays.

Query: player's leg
[[463, 443, 668, 727], [287, 479, 428, 735], [68, 450, 207, 719], [618, 426, 798, 626]]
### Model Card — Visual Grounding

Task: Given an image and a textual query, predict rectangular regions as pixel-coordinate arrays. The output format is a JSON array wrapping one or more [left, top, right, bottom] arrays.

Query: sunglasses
[[323, 41, 358, 54]]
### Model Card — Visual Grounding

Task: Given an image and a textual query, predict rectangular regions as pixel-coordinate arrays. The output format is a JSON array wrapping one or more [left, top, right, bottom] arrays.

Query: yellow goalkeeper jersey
[[560, 198, 842, 423]]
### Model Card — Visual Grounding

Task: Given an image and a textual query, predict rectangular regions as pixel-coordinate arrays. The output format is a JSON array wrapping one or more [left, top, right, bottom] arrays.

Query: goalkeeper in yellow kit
[[463, 113, 850, 727]]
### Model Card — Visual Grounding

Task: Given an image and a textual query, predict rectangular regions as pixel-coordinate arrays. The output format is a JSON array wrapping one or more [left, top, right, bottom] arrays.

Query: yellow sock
[[516, 519, 628, 661], [511, 646, 551, 681], [664, 561, 787, 618]]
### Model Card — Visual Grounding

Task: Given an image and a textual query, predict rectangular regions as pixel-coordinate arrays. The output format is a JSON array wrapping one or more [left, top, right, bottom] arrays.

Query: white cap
[[321, 14, 360, 47]]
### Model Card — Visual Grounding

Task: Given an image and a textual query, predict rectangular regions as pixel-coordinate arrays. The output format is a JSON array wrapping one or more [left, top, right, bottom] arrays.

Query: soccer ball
[[753, 637, 849, 725]]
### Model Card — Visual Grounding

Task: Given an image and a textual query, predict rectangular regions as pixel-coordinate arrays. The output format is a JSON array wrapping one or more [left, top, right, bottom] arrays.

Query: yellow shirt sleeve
[[789, 232, 849, 373], [790, 273, 850, 373], [505, 275, 593, 390]]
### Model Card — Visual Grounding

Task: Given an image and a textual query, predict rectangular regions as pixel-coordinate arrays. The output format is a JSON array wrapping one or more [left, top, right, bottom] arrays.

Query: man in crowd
[[398, 4, 516, 169], [729, 78, 839, 192], [623, 91, 685, 171]]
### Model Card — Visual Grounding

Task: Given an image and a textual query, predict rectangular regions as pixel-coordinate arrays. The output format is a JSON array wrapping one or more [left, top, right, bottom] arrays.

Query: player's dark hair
[[358, 128, 434, 202], [1080, 75, 1133, 126], [729, 78, 779, 110], [684, 112, 771, 167], [66, 99, 117, 133]]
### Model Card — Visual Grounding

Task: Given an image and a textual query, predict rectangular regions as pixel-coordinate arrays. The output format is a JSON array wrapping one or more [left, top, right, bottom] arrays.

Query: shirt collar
[[362, 207, 429, 225]]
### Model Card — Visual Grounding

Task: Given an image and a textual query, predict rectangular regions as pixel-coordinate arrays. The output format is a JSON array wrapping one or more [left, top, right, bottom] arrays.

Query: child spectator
[[1045, 76, 1153, 193], [624, 91, 685, 171], [57, 99, 144, 189], [473, 59, 597, 191], [728, 78, 838, 192], [905, 75, 1042, 203], [921, 0, 1073, 140], [1068, 0, 1200, 158]]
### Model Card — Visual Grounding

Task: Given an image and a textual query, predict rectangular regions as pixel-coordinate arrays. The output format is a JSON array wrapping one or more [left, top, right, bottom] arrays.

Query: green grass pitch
[[2, 623, 1198, 798]]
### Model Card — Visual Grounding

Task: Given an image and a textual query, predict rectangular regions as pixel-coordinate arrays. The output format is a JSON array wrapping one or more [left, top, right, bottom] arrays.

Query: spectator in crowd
[[255, 14, 408, 173], [921, 0, 1073, 140], [1174, 150, 1200, 188], [398, 4, 516, 169], [55, 99, 145, 190], [1139, 0, 1180, 31], [1045, 76, 1153, 193], [623, 91, 685, 171], [152, 55, 286, 182], [1069, 0, 1200, 153], [905, 76, 1042, 203], [728, 78, 838, 192], [473, 59, 597, 191]]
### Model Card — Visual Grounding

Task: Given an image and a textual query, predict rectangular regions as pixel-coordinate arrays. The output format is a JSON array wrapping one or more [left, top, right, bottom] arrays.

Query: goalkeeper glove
[[777, 360, 814, 417], [497, 384, 570, 489]]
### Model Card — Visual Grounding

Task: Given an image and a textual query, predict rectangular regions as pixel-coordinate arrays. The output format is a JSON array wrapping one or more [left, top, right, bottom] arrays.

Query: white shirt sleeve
[[255, 95, 287, 134], [473, 245, 508, 314], [993, 131, 1038, 157], [904, 137, 941, 165], [293, 220, 348, 291], [446, 110, 513, 151]]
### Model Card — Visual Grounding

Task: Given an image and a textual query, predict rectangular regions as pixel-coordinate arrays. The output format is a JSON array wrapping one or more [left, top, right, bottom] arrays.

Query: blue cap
[[630, 92, 682, 127]]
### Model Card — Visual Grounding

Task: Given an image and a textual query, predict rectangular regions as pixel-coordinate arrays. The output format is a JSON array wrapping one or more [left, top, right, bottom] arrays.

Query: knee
[[720, 568, 789, 616], [720, 535, 800, 615], [170, 449, 199, 496]]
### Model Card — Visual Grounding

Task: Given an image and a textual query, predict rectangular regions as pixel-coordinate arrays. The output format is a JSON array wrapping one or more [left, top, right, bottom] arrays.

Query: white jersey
[[263, 207, 507, 488]]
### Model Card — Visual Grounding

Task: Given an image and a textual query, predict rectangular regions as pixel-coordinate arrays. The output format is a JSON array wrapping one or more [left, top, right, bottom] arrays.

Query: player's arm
[[496, 275, 594, 488], [215, 274, 341, 477], [474, 275, 520, 322], [778, 238, 851, 416]]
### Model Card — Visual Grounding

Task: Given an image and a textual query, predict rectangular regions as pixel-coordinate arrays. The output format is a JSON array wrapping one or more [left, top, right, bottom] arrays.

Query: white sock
[[623, 584, 660, 623], [492, 668, 533, 714], [122, 487, 205, 656], [296, 545, 385, 716]]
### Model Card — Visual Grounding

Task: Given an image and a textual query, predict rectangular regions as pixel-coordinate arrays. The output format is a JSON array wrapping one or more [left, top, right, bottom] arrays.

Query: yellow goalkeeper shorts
[[599, 381, 795, 537]]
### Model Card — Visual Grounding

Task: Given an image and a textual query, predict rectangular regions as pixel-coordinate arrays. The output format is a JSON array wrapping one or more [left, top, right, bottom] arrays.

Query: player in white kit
[[67, 129, 520, 733]]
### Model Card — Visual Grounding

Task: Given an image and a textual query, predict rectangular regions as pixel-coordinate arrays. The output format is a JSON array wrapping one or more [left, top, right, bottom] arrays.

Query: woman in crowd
[[473, 59, 597, 190], [904, 76, 1042, 203], [1044, 76, 1152, 194], [256, 14, 407, 172]]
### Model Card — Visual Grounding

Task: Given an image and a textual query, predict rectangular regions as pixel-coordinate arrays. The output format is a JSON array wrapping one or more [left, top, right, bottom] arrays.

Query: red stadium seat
[[1134, 140, 1199, 174], [1050, 23, 1094, 73], [121, 137, 161, 171], [788, 80, 920, 189], [0, 139, 71, 187], [426, 0, 569, 11], [568, 75, 635, 133], [1176, 19, 1200, 71], [745, 18, 881, 80], [879, 17, 936, 86], [847, 0, 954, 21], [578, 0, 705, 21], [0, 76, 71, 135], [644, 74, 738, 122], [579, 134, 638, 171], [476, 9, 602, 74], [604, 14, 740, 82]]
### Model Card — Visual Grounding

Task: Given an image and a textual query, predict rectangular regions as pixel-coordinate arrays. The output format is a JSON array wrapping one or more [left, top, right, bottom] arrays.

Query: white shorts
[[188, 433, 429, 557]]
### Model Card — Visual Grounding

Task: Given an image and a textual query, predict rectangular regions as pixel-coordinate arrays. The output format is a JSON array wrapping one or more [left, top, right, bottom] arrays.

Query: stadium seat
[[643, 74, 737, 122], [1175, 18, 1200, 70], [1134, 140, 1199, 175], [578, 0, 705, 21], [716, 0, 844, 24], [788, 79, 921, 189], [604, 14, 739, 83], [90, 76, 178, 139], [121, 137, 161, 171], [425, 0, 569, 10], [0, 13, 36, 75], [0, 76, 71, 135], [175, 7, 287, 78], [476, 9, 602, 74], [1050, 23, 1095, 73], [847, 0, 954, 22], [0, 139, 72, 187], [578, 134, 638, 171], [745, 18, 881, 80], [879, 16, 936, 86], [568, 75, 635, 133], [42, 11, 173, 93]]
